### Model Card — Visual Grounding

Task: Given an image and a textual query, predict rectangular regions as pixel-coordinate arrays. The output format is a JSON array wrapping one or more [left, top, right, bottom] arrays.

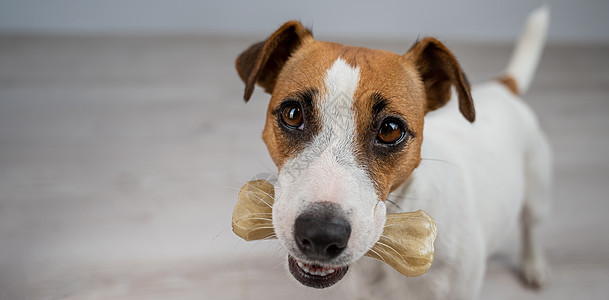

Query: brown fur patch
[[235, 21, 313, 101], [404, 38, 475, 123], [497, 75, 520, 95], [262, 41, 344, 168], [349, 49, 426, 200]]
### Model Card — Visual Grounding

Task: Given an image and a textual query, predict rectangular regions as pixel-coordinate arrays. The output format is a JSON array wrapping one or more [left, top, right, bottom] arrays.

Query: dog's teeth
[[295, 259, 339, 277]]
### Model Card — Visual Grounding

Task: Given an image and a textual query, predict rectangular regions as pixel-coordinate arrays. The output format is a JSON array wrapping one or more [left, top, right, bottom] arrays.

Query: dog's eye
[[377, 118, 405, 144], [281, 103, 304, 129]]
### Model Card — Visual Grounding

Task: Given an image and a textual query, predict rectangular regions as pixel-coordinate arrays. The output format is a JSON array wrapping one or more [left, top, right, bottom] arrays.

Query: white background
[[1, 0, 608, 43]]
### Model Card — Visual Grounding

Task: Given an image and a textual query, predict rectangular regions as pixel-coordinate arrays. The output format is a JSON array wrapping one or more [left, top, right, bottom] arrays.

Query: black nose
[[294, 202, 351, 261]]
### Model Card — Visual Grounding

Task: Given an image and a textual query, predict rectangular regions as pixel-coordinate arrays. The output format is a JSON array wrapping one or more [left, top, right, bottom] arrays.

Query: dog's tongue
[[231, 179, 438, 277]]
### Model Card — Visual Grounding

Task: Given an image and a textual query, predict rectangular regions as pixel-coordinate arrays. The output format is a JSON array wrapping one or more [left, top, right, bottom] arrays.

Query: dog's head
[[236, 21, 474, 288]]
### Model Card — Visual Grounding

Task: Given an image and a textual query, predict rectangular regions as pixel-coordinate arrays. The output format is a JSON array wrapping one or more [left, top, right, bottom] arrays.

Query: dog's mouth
[[287, 255, 348, 288]]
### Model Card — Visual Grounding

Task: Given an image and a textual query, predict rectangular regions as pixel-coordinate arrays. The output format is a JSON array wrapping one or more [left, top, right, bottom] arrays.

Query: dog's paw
[[520, 253, 549, 289]]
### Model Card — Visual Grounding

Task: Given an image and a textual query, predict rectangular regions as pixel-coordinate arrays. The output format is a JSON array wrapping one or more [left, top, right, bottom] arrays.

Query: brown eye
[[281, 103, 304, 129], [377, 119, 405, 144]]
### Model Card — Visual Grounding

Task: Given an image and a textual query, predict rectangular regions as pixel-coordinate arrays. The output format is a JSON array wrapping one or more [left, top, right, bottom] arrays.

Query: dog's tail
[[498, 5, 550, 96]]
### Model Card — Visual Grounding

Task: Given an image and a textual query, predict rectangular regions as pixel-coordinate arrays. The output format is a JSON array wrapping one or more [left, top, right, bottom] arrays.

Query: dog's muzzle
[[289, 202, 351, 288]]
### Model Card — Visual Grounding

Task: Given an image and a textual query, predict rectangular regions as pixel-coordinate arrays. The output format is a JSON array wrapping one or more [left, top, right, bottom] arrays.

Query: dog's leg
[[520, 132, 552, 288]]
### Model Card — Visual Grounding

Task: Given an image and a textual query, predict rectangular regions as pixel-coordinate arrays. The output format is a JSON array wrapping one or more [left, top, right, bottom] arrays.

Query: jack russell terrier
[[235, 6, 551, 299]]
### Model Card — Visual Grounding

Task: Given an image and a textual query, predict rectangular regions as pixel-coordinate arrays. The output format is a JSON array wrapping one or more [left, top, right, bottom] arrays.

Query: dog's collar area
[[288, 255, 348, 288]]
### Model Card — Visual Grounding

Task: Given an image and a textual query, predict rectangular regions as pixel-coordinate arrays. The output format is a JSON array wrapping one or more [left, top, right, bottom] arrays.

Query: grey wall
[[1, 0, 608, 43]]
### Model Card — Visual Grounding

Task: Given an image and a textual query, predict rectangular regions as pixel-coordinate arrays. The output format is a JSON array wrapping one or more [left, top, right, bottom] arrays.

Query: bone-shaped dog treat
[[232, 179, 277, 241], [232, 179, 438, 277]]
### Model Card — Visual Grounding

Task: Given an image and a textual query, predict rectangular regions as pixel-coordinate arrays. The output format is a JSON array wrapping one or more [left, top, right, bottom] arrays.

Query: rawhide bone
[[232, 179, 438, 277]]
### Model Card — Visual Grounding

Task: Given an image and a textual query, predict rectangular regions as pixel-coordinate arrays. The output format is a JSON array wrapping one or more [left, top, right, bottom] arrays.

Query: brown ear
[[235, 21, 312, 102], [404, 37, 475, 122]]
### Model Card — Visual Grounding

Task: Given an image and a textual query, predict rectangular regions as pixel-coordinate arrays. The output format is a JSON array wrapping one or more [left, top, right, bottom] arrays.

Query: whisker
[[386, 199, 403, 210], [251, 172, 276, 181], [233, 221, 273, 230], [222, 185, 274, 202], [211, 231, 223, 242], [247, 185, 276, 200], [248, 187, 275, 200], [220, 183, 277, 207], [245, 226, 275, 235], [367, 248, 386, 264], [420, 157, 462, 170], [386, 194, 433, 203], [221, 185, 248, 192], [245, 191, 274, 209]]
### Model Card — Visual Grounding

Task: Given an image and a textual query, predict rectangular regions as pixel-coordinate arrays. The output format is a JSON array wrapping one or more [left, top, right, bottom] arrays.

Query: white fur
[[505, 5, 550, 93], [346, 7, 552, 299], [273, 58, 387, 266], [346, 82, 551, 299]]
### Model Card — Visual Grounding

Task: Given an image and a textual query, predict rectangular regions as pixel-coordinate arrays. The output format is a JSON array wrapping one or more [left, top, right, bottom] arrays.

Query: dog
[[235, 6, 551, 299]]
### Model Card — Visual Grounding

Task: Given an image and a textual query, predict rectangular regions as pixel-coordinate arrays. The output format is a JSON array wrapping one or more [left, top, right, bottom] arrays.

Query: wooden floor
[[0, 35, 608, 299]]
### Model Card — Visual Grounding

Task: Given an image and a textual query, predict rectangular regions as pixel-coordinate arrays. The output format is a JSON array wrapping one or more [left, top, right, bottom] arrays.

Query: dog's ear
[[236, 21, 312, 102], [404, 37, 475, 122]]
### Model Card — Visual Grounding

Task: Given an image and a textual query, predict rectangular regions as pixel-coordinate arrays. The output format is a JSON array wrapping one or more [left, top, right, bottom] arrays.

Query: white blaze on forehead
[[306, 57, 362, 201], [318, 58, 360, 159], [324, 58, 360, 105]]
